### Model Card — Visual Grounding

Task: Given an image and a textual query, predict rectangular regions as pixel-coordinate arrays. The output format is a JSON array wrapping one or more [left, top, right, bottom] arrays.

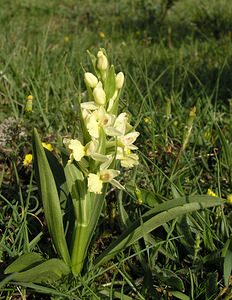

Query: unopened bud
[[97, 50, 108, 71], [189, 106, 196, 117], [93, 85, 106, 105], [25, 95, 33, 112], [84, 72, 98, 88], [135, 187, 143, 205], [115, 72, 124, 89]]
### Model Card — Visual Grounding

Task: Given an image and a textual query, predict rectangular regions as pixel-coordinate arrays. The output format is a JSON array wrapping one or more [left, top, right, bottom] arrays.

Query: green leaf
[[12, 282, 78, 299], [126, 184, 162, 207], [118, 190, 131, 228], [65, 162, 84, 183], [171, 291, 190, 300], [32, 128, 70, 265], [156, 268, 185, 291], [97, 289, 133, 300], [44, 148, 66, 191], [202, 211, 216, 251], [206, 272, 218, 299], [94, 195, 224, 268], [104, 65, 116, 101], [87, 49, 100, 78], [64, 163, 85, 220], [223, 237, 232, 286], [4, 258, 70, 283], [4, 253, 45, 274], [176, 216, 195, 254]]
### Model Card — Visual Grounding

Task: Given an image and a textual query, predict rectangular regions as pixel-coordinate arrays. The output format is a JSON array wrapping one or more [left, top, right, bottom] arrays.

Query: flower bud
[[25, 95, 33, 112], [84, 72, 98, 88], [97, 50, 108, 71], [115, 72, 124, 89], [93, 85, 106, 105]]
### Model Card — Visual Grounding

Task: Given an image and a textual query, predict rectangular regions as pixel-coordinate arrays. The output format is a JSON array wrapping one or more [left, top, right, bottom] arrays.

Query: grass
[[1, 0, 232, 299]]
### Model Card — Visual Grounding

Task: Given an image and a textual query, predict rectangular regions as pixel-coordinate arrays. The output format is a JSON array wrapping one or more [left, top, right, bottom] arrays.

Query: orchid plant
[[1, 49, 224, 289], [60, 49, 140, 275]]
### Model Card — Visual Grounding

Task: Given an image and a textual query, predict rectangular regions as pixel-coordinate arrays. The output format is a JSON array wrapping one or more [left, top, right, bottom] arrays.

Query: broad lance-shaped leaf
[[3, 258, 69, 284], [94, 195, 224, 267], [4, 253, 45, 274], [32, 128, 70, 265]]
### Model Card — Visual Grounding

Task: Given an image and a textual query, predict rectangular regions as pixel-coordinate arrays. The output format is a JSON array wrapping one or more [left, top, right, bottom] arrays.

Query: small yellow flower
[[27, 95, 33, 101], [207, 189, 218, 197], [23, 154, 33, 166], [98, 31, 105, 39], [64, 36, 70, 43], [227, 194, 232, 205], [42, 142, 53, 151]]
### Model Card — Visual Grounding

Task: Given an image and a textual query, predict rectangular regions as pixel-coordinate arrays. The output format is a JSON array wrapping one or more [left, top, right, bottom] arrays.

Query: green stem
[[71, 191, 89, 275], [71, 224, 89, 275], [71, 187, 107, 275]]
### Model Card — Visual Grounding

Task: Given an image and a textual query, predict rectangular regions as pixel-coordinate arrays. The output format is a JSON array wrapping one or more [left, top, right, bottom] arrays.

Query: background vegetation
[[1, 0, 232, 299]]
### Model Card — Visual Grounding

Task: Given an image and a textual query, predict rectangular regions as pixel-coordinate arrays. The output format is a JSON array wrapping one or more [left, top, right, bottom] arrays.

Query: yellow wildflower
[[42, 142, 53, 151], [207, 189, 218, 197], [23, 154, 33, 166], [227, 194, 232, 205], [64, 36, 70, 43], [98, 31, 105, 39]]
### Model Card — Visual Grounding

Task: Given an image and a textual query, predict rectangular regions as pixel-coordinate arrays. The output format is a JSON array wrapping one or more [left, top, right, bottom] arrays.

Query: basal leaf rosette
[[64, 49, 139, 195]]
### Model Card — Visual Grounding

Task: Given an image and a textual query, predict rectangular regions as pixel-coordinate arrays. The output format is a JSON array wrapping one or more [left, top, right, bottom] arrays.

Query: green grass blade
[[32, 128, 70, 265], [94, 195, 224, 267]]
